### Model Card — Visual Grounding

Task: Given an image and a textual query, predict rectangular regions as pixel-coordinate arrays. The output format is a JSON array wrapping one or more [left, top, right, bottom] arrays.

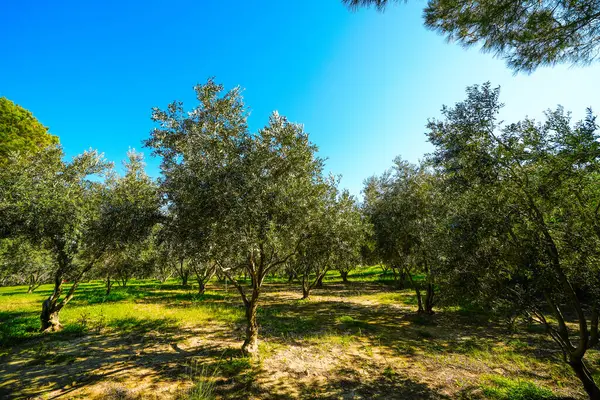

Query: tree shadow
[[0, 280, 585, 399], [0, 315, 243, 399]]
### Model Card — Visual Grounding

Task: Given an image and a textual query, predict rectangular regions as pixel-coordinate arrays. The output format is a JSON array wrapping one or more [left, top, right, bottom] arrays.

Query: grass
[[0, 267, 597, 399], [0, 281, 242, 347], [179, 360, 218, 400], [481, 375, 556, 400]]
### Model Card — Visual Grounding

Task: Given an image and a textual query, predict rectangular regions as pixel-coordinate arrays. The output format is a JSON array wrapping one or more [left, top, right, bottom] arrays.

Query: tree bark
[[106, 275, 113, 296], [391, 266, 405, 289], [40, 271, 64, 332], [301, 274, 311, 299], [179, 259, 190, 287], [569, 358, 600, 400], [27, 274, 41, 293], [242, 292, 259, 355], [415, 287, 424, 313], [340, 271, 349, 283], [40, 298, 63, 332], [424, 283, 435, 314], [302, 286, 310, 299], [197, 280, 206, 295], [315, 274, 324, 289]]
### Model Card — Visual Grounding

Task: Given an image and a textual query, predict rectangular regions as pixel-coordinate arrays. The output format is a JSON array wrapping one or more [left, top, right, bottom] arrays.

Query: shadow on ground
[[0, 280, 585, 399]]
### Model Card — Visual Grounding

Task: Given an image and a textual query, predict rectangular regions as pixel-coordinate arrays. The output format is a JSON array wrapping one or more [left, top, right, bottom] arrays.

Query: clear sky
[[2, 0, 599, 197]]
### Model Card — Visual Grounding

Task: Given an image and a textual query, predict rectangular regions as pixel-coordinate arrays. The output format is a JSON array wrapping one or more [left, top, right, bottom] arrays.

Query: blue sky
[[2, 0, 599, 197]]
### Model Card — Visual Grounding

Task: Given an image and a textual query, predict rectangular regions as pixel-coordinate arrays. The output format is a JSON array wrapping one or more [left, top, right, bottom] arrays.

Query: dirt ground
[[0, 281, 591, 399]]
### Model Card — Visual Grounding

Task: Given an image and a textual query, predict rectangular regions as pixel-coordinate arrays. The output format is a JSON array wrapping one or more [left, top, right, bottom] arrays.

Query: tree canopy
[[0, 97, 58, 164], [145, 79, 330, 354], [343, 0, 600, 72]]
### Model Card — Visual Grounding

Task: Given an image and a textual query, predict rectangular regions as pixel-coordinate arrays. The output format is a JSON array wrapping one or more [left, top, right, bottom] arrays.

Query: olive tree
[[0, 238, 54, 292], [427, 83, 600, 398], [0, 147, 160, 331], [145, 79, 327, 354], [292, 184, 366, 298], [363, 159, 443, 313]]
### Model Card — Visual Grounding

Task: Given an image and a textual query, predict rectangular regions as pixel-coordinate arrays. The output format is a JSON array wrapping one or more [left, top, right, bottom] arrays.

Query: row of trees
[[0, 86, 368, 355], [2, 81, 598, 396], [364, 83, 600, 398], [0, 146, 161, 331]]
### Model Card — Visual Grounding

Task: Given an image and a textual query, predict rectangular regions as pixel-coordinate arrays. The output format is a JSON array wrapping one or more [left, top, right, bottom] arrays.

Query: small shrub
[[383, 365, 395, 379]]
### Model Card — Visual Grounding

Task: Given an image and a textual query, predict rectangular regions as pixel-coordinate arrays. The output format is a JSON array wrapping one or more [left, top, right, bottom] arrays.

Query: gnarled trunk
[[39, 252, 93, 332], [391, 266, 405, 289], [242, 293, 259, 355], [27, 274, 42, 294], [569, 358, 600, 400], [179, 259, 190, 287], [301, 275, 311, 299], [40, 297, 63, 332]]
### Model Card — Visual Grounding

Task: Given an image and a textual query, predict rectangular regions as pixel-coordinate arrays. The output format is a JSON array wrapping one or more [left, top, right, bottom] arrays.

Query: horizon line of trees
[[1, 79, 599, 397]]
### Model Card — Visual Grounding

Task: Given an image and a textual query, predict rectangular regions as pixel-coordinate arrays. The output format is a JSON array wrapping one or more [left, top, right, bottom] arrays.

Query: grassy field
[[0, 266, 597, 399]]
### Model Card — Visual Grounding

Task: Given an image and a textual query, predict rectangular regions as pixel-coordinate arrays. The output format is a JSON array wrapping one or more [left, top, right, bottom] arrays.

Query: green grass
[[179, 360, 218, 400], [0, 280, 243, 348], [0, 267, 595, 400], [480, 375, 556, 400]]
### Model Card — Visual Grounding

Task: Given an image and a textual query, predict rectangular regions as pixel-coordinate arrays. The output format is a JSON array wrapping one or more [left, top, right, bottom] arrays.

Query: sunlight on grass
[[0, 281, 243, 347], [0, 270, 591, 399], [480, 375, 556, 400]]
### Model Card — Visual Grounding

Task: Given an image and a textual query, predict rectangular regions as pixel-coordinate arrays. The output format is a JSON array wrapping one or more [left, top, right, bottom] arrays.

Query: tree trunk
[[179, 259, 190, 287], [106, 275, 113, 296], [391, 266, 404, 289], [302, 286, 310, 299], [300, 272, 311, 299], [424, 283, 435, 314], [27, 274, 40, 293], [197, 280, 206, 295], [40, 273, 64, 332], [569, 358, 600, 400], [288, 270, 296, 283], [242, 295, 259, 355], [340, 271, 349, 283], [40, 298, 63, 332], [315, 274, 324, 289], [415, 287, 424, 313]]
